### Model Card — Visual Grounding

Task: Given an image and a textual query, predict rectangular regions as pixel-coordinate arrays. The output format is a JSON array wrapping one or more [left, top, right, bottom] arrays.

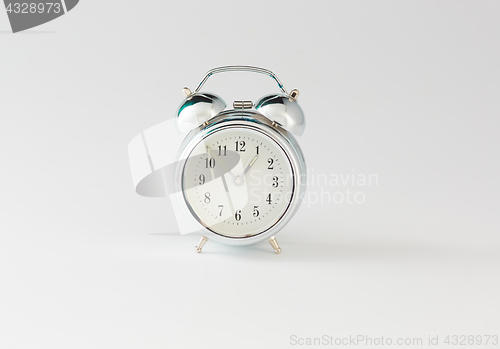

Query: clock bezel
[[174, 110, 306, 246]]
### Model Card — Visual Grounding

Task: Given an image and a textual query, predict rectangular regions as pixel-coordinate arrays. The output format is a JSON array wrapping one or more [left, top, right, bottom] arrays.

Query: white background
[[1, 1, 499, 348]]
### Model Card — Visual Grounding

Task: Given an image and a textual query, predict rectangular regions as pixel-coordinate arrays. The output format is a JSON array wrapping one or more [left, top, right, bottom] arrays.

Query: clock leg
[[195, 235, 209, 253], [268, 236, 282, 254]]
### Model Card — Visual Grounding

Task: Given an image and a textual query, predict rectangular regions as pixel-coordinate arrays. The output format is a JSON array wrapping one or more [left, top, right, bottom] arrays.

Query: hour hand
[[240, 154, 259, 179]]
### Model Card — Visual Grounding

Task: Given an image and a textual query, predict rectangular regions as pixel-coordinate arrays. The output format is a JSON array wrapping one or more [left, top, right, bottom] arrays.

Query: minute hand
[[206, 146, 237, 180]]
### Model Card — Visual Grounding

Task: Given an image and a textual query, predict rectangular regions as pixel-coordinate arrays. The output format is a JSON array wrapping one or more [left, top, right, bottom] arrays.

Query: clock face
[[181, 126, 295, 238]]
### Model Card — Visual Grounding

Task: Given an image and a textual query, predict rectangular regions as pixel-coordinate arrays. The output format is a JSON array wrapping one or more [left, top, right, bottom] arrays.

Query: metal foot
[[195, 236, 208, 253], [268, 236, 282, 254]]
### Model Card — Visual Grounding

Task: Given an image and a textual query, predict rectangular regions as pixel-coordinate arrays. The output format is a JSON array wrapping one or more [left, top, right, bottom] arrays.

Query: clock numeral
[[218, 145, 227, 156], [199, 174, 205, 185], [256, 146, 259, 155], [235, 140, 246, 152], [204, 192, 211, 204], [253, 205, 259, 217], [266, 193, 272, 205], [205, 157, 215, 168], [218, 205, 224, 216], [234, 210, 242, 221], [272, 176, 279, 188], [267, 158, 274, 169]]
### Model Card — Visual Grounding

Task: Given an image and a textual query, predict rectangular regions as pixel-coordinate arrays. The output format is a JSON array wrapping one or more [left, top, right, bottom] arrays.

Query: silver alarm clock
[[128, 66, 306, 254], [173, 66, 306, 254]]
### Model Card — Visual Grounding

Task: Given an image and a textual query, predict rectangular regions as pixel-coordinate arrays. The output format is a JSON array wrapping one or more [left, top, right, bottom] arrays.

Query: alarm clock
[[129, 66, 306, 254]]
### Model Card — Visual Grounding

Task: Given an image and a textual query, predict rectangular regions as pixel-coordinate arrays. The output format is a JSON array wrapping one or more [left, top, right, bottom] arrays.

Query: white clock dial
[[182, 127, 295, 238]]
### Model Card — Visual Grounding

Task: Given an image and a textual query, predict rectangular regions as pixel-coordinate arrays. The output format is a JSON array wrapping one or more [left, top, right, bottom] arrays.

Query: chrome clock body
[[174, 110, 306, 246], [172, 66, 307, 253], [123, 65, 308, 253]]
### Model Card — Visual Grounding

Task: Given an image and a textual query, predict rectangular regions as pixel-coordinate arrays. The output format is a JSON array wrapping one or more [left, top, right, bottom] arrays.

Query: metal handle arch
[[193, 65, 288, 95]]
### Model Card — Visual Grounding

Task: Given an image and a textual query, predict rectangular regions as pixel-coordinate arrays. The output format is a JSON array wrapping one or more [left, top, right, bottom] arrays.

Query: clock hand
[[220, 171, 235, 215], [232, 154, 258, 186], [206, 146, 238, 180], [240, 154, 259, 179]]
